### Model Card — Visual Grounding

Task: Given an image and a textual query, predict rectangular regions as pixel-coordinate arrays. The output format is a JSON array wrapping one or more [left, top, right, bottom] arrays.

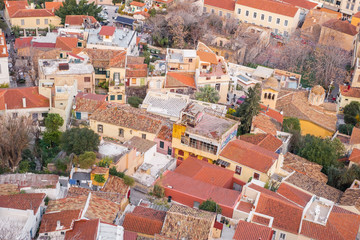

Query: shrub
[[153, 184, 165, 198], [109, 166, 125, 178], [94, 174, 106, 183], [97, 157, 112, 167], [75, 151, 96, 169], [199, 199, 222, 214], [123, 175, 135, 186], [128, 96, 143, 108]]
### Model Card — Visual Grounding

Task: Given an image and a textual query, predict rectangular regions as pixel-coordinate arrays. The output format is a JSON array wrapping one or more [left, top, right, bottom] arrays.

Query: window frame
[[97, 124, 103, 133]]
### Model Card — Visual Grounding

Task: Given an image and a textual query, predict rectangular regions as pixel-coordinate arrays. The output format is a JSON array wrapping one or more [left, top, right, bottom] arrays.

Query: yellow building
[[172, 102, 238, 162], [4, 1, 61, 30], [275, 86, 337, 138], [89, 104, 166, 143], [219, 139, 282, 183], [166, 48, 199, 72], [203, 0, 235, 19], [338, 85, 360, 110], [234, 0, 301, 37], [352, 12, 360, 27], [261, 77, 280, 110], [90, 166, 109, 187]]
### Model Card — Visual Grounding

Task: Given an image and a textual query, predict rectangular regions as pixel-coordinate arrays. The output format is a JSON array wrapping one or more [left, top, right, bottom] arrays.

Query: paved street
[[101, 5, 119, 26]]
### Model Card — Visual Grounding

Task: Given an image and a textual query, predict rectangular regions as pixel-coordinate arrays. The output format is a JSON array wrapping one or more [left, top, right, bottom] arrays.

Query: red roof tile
[[130, 1, 145, 7], [220, 139, 278, 173], [340, 85, 360, 98], [349, 148, 360, 164], [280, 0, 317, 10], [99, 26, 116, 36], [65, 219, 99, 240], [123, 206, 166, 236], [14, 37, 33, 49], [0, 193, 45, 214], [0, 87, 49, 110], [65, 15, 97, 25], [252, 114, 282, 135], [350, 127, 360, 144], [12, 9, 55, 18], [124, 231, 138, 240], [75, 92, 107, 113], [233, 220, 273, 240], [55, 37, 78, 51], [236, 0, 299, 17], [126, 63, 148, 78], [260, 104, 284, 123], [165, 72, 196, 88], [236, 201, 253, 213], [45, 2, 62, 11], [204, 0, 235, 11], [276, 183, 312, 207], [197, 50, 218, 64], [91, 166, 109, 174], [5, 1, 28, 17], [322, 19, 358, 35], [39, 210, 82, 233], [240, 133, 282, 152]]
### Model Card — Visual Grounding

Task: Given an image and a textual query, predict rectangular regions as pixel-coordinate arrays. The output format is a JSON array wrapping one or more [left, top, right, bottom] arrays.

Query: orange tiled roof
[[123, 206, 166, 236], [67, 187, 124, 204], [236, 201, 253, 213], [319, 7, 342, 18], [102, 175, 129, 196], [91, 166, 109, 175], [84, 48, 126, 68], [0, 184, 19, 195], [197, 50, 218, 64], [220, 139, 278, 173], [349, 148, 360, 164], [65, 15, 97, 25], [240, 133, 282, 152], [252, 114, 282, 135], [99, 26, 116, 36], [126, 64, 148, 78], [39, 210, 82, 233], [204, 0, 235, 11], [322, 19, 358, 36], [14, 37, 33, 49], [156, 124, 172, 141], [5, 1, 28, 17], [281, 0, 317, 10], [277, 182, 312, 207], [12, 9, 55, 18], [350, 127, 360, 144], [55, 37, 78, 51], [0, 87, 49, 110], [45, 1, 62, 10], [236, 0, 299, 17], [130, 1, 145, 7], [65, 219, 99, 240], [47, 195, 88, 212], [233, 220, 273, 240], [260, 104, 283, 123], [85, 194, 120, 224], [75, 92, 107, 113], [340, 85, 360, 98], [0, 193, 45, 214], [165, 72, 196, 88]]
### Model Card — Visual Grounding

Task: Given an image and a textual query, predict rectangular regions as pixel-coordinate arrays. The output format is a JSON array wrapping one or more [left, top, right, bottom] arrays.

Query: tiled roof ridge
[[259, 190, 304, 209]]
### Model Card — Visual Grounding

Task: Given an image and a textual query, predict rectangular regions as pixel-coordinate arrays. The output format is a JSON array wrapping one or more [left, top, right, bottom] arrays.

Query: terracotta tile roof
[[302, 9, 341, 32], [84, 49, 126, 68], [322, 19, 358, 36], [156, 124, 172, 141], [204, 0, 235, 11], [75, 92, 106, 113], [165, 72, 196, 88], [47, 195, 88, 212], [282, 152, 328, 183], [236, 201, 253, 213], [249, 184, 303, 234], [350, 127, 360, 144], [39, 210, 82, 233], [281, 0, 317, 9], [285, 172, 343, 202], [0, 87, 49, 110], [338, 188, 360, 209], [319, 7, 342, 18], [99, 26, 116, 36], [236, 0, 299, 17], [300, 206, 360, 240], [233, 220, 273, 240], [90, 104, 165, 134], [85, 194, 120, 224], [127, 56, 145, 64], [349, 148, 360, 164], [67, 187, 125, 204], [126, 63, 148, 78], [0, 193, 45, 213], [197, 50, 218, 64], [65, 15, 97, 25], [133, 11, 150, 18], [65, 219, 99, 240], [277, 183, 312, 207], [0, 184, 19, 195], [252, 114, 282, 135], [5, 1, 28, 17], [91, 166, 109, 175], [55, 37, 78, 51], [14, 37, 33, 49], [240, 133, 282, 152], [159, 171, 241, 208], [276, 89, 337, 132], [124, 136, 157, 153], [130, 1, 145, 7], [124, 231, 138, 240], [260, 104, 283, 123], [252, 214, 271, 225], [161, 204, 216, 240], [340, 85, 360, 98], [123, 206, 166, 236], [0, 173, 59, 188], [12, 8, 55, 18], [45, 2, 62, 10], [220, 139, 278, 173], [175, 156, 234, 187], [102, 175, 129, 196]]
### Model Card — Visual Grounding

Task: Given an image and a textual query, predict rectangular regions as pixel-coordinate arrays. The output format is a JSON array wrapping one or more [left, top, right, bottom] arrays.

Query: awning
[[216, 159, 230, 167]]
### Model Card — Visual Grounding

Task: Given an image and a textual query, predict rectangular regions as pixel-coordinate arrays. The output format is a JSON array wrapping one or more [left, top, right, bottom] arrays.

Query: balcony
[[181, 135, 218, 155]]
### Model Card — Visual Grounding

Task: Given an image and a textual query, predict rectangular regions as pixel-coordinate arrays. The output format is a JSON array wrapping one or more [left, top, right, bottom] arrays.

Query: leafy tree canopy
[[55, 0, 103, 24], [344, 101, 360, 126], [338, 124, 355, 136], [128, 96, 143, 108], [94, 174, 106, 183], [282, 117, 301, 133], [199, 199, 222, 214], [195, 86, 220, 103], [60, 128, 100, 155], [74, 151, 96, 169], [97, 157, 112, 168]]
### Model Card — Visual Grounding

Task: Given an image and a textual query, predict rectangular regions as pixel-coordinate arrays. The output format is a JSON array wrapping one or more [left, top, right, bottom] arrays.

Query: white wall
[[143, 144, 157, 163], [0, 57, 10, 84]]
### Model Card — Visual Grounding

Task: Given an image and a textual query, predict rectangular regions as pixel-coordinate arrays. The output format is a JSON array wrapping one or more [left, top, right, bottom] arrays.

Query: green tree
[[94, 174, 106, 183], [60, 128, 100, 155], [43, 113, 64, 147], [344, 101, 360, 126], [18, 160, 30, 173], [153, 184, 165, 198], [128, 96, 143, 108], [199, 199, 222, 214], [74, 151, 96, 169], [123, 175, 135, 186], [97, 157, 112, 167], [109, 166, 125, 178], [235, 83, 261, 134], [55, 0, 103, 24], [282, 117, 301, 133], [195, 86, 220, 103], [149, 8, 156, 17], [338, 124, 355, 136]]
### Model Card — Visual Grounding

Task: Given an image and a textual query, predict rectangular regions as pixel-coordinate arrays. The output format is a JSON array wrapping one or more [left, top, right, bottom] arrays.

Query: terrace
[[304, 197, 333, 225]]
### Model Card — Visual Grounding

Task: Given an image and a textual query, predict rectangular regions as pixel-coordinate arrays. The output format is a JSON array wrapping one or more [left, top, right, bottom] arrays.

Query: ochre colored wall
[[299, 119, 333, 137]]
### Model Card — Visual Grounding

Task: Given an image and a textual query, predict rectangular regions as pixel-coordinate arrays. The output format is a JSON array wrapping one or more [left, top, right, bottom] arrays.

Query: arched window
[[272, 94, 275, 100], [268, 93, 272, 99], [264, 93, 267, 99]]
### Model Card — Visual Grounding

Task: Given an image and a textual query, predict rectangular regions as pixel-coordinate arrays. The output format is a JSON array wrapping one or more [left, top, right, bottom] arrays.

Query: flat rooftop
[[39, 56, 94, 75], [86, 27, 136, 48]]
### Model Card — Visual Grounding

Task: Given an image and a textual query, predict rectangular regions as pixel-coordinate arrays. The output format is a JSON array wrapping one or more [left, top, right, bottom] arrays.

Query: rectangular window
[[84, 77, 90, 82], [219, 10, 222, 16], [276, 18, 280, 24], [36, 19, 40, 25], [12, 113, 17, 118], [346, 2, 350, 8], [215, 83, 220, 91], [235, 166, 242, 175], [117, 95, 122, 100], [268, 16, 272, 22], [261, 14, 264, 20], [284, 31, 289, 37], [238, 8, 241, 14], [110, 95, 115, 100], [203, 7, 206, 12], [211, 9, 215, 14], [160, 141, 164, 149], [279, 233, 286, 240], [131, 78, 137, 85], [193, 201, 200, 208], [189, 58, 193, 63], [142, 134, 146, 139], [97, 124, 103, 133], [254, 172, 260, 180], [245, 10, 249, 16], [44, 19, 48, 24], [21, 19, 25, 25], [351, 4, 354, 10], [77, 42, 82, 47], [253, 12, 257, 18], [272, 231, 276, 240], [226, 13, 231, 18], [284, 20, 288, 26], [119, 128, 124, 137]]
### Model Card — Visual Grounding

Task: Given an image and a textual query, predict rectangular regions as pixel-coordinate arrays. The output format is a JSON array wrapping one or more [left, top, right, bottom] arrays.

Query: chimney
[[22, 98, 26, 108]]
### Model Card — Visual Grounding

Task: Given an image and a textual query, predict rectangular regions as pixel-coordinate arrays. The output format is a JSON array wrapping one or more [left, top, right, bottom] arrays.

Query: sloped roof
[[252, 113, 282, 135], [75, 92, 107, 113], [340, 85, 360, 98], [83, 48, 126, 68], [65, 219, 99, 240], [338, 188, 360, 209], [39, 210, 82, 233], [165, 72, 196, 88], [126, 63, 148, 78], [65, 15, 97, 25], [14, 37, 33, 49], [277, 182, 312, 207], [0, 173, 59, 188], [0, 184, 19, 195], [220, 139, 278, 173], [204, 0, 235, 11], [55, 37, 78, 51], [280, 0, 317, 10], [350, 127, 360, 144], [99, 26, 116, 36], [124, 136, 157, 153], [349, 148, 360, 164], [240, 133, 282, 152], [0, 87, 49, 110], [12, 9, 55, 18], [233, 220, 273, 240], [236, 0, 299, 17], [322, 19, 358, 36], [260, 104, 284, 123], [5, 1, 28, 17], [85, 194, 120, 224], [0, 193, 45, 214], [44, 2, 62, 10], [102, 175, 129, 196], [130, 1, 145, 7], [197, 49, 218, 64]]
